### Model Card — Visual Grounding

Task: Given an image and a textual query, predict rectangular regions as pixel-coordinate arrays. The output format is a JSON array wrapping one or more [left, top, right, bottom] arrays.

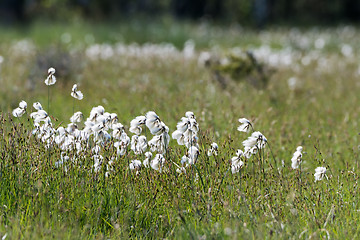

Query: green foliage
[[210, 51, 273, 89], [1, 23, 360, 239]]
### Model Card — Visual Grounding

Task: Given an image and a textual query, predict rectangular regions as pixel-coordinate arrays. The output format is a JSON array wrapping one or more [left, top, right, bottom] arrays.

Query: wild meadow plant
[[3, 58, 359, 239]]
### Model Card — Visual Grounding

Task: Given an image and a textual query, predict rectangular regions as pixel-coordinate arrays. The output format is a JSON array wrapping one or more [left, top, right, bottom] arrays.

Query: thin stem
[[215, 167, 230, 199], [299, 163, 302, 196], [266, 142, 278, 172], [47, 86, 50, 117], [47, 86, 51, 168]]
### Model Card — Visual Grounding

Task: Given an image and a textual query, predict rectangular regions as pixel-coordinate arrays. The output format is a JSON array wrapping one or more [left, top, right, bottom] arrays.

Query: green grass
[[1, 21, 360, 239]]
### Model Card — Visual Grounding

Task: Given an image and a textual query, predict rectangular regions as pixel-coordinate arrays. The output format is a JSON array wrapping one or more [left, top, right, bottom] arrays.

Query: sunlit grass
[[1, 22, 360, 239]]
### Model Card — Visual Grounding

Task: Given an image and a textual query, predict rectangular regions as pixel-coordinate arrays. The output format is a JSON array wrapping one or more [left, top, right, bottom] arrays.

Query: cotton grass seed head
[[45, 67, 56, 85], [33, 102, 43, 110], [237, 118, 252, 133], [314, 167, 327, 182], [70, 111, 83, 123], [12, 100, 27, 117], [207, 142, 218, 156], [71, 84, 84, 100], [291, 146, 303, 169]]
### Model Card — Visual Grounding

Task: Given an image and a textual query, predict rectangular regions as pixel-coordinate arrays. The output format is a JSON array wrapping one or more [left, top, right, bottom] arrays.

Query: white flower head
[[70, 111, 83, 123], [314, 167, 327, 182], [19, 100, 27, 110], [172, 129, 186, 145], [231, 149, 245, 174], [71, 84, 84, 100], [291, 146, 303, 169], [185, 111, 196, 119], [207, 142, 219, 156], [48, 67, 55, 75], [12, 108, 25, 117], [45, 67, 56, 85], [30, 110, 48, 123], [112, 123, 125, 139], [33, 102, 43, 110], [143, 152, 153, 167], [129, 160, 142, 171], [150, 154, 165, 172], [131, 135, 147, 154], [231, 159, 244, 174], [242, 131, 267, 149], [237, 118, 252, 133], [129, 115, 146, 135], [12, 100, 27, 117], [148, 134, 168, 153]]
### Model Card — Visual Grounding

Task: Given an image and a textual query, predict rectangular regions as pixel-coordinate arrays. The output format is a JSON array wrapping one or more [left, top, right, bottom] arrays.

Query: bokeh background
[[1, 0, 360, 26]]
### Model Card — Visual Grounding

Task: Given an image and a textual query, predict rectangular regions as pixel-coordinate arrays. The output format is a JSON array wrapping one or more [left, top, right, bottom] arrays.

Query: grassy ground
[[1, 20, 360, 239]]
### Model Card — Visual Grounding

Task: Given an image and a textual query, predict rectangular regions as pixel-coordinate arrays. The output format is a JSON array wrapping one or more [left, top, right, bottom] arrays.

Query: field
[[1, 21, 360, 239]]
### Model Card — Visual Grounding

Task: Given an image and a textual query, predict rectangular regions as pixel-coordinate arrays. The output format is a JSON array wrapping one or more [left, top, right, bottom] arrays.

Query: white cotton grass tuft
[[131, 135, 148, 154], [150, 154, 165, 172], [142, 152, 152, 167], [237, 118, 252, 133], [242, 131, 267, 149], [70, 111, 83, 123], [19, 100, 27, 109], [33, 102, 43, 110], [71, 84, 84, 100], [172, 111, 199, 148], [145, 111, 161, 134], [45, 67, 56, 85], [314, 167, 327, 182], [129, 115, 146, 135], [129, 160, 142, 171], [207, 142, 218, 156], [291, 146, 303, 169], [30, 109, 48, 123], [231, 149, 245, 174], [12, 100, 27, 117]]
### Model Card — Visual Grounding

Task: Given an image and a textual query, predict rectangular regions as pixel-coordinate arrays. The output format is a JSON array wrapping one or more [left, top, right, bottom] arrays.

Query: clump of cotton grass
[[32, 115, 55, 149], [12, 100, 27, 117], [128, 115, 149, 163], [230, 116, 278, 184], [145, 111, 170, 154], [131, 135, 147, 155], [231, 149, 245, 174], [172, 111, 200, 167], [314, 167, 327, 182]]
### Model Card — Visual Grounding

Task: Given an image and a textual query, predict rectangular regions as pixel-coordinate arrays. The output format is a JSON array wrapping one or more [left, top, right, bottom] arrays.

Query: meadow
[[1, 21, 360, 239]]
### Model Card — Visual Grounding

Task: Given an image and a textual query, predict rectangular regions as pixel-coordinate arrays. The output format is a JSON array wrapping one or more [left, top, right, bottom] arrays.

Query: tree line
[[1, 0, 360, 25]]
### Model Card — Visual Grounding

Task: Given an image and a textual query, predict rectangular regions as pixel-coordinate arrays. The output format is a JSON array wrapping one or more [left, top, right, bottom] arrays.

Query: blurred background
[[1, 0, 360, 26], [1, 0, 360, 127]]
